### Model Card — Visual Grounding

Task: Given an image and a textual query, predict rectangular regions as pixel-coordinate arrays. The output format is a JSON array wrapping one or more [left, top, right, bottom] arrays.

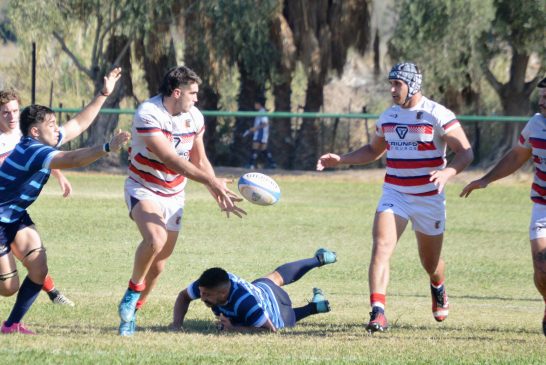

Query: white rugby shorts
[[376, 186, 446, 236], [124, 178, 185, 232], [529, 203, 546, 240]]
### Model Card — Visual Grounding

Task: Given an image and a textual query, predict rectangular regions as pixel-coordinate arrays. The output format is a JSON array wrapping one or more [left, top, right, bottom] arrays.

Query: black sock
[[5, 276, 43, 326], [275, 257, 321, 285], [294, 303, 318, 322]]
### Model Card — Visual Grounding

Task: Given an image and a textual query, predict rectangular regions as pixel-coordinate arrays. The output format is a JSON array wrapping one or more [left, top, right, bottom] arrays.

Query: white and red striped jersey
[[128, 95, 205, 197], [376, 96, 461, 195], [518, 113, 546, 205], [0, 129, 21, 165]]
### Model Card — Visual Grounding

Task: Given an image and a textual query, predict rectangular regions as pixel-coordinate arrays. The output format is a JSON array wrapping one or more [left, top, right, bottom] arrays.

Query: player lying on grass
[[0, 68, 129, 335], [171, 248, 337, 332]]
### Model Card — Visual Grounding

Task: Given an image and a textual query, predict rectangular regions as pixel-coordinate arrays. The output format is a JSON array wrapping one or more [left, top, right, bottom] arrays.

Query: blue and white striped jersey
[[0, 130, 64, 223], [187, 272, 287, 329]]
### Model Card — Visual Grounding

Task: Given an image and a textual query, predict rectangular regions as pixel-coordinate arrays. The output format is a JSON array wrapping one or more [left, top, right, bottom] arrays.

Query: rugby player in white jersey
[[461, 77, 546, 336], [317, 62, 474, 333], [0, 68, 128, 335], [0, 90, 74, 307], [117, 66, 245, 336]]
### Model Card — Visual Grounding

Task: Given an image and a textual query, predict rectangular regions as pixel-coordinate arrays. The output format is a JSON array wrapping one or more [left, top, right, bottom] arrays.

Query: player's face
[[0, 99, 20, 133], [539, 88, 546, 118], [174, 82, 199, 114], [31, 113, 59, 146], [389, 80, 409, 106], [199, 286, 228, 308]]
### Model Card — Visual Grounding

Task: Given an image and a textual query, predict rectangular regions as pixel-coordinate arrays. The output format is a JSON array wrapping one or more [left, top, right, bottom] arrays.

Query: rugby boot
[[118, 289, 141, 323], [48, 289, 75, 307], [431, 283, 449, 322], [1, 321, 35, 335], [315, 248, 337, 266], [311, 288, 331, 313], [366, 307, 388, 333]]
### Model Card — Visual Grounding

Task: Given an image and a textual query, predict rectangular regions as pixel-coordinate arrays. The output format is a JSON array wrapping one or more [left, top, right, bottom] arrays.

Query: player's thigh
[[0, 252, 20, 296], [372, 210, 408, 258], [10, 226, 48, 278], [131, 199, 169, 244]]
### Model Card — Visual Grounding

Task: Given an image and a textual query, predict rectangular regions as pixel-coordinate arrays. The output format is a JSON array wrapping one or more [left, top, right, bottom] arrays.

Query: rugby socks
[[260, 150, 275, 166], [276, 257, 322, 285], [430, 280, 445, 297], [136, 298, 146, 311], [370, 293, 386, 313], [5, 276, 42, 327], [293, 303, 317, 322], [42, 274, 55, 292], [248, 150, 258, 167]]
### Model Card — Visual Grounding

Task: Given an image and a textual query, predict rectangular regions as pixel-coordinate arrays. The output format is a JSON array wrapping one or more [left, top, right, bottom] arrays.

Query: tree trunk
[[230, 61, 263, 167], [272, 80, 294, 169], [294, 75, 324, 170]]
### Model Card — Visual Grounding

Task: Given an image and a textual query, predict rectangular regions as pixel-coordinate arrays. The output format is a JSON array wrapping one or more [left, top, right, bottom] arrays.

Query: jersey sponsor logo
[[435, 220, 441, 229], [395, 126, 408, 139], [416, 111, 423, 120], [382, 203, 394, 207], [389, 114, 398, 118]]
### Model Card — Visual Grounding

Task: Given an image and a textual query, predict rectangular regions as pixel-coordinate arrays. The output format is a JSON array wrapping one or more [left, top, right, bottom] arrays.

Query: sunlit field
[[0, 170, 544, 364]]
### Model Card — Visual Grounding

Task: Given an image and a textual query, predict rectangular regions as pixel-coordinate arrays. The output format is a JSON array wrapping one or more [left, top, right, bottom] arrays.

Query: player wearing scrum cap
[[461, 76, 546, 336], [317, 62, 474, 333]]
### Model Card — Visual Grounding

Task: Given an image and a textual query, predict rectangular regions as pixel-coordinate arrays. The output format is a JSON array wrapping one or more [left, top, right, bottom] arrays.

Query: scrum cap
[[388, 62, 422, 101]]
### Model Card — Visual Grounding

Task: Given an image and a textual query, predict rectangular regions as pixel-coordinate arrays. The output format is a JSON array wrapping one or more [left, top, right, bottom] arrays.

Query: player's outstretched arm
[[62, 67, 122, 143], [172, 289, 194, 330], [49, 130, 130, 169], [460, 146, 531, 198], [50, 169, 73, 197], [317, 135, 387, 171]]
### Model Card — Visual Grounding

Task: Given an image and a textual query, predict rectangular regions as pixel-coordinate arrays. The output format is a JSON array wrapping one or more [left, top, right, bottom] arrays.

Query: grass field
[[0, 170, 544, 364]]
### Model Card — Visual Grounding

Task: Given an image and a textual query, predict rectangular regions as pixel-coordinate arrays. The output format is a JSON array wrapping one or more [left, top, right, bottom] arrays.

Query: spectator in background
[[245, 97, 276, 169]]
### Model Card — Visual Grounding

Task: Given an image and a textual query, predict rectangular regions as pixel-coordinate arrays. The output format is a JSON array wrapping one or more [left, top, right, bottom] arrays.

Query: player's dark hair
[[0, 89, 21, 107], [538, 77, 546, 88], [158, 66, 202, 96], [20, 105, 55, 136], [198, 267, 229, 289]]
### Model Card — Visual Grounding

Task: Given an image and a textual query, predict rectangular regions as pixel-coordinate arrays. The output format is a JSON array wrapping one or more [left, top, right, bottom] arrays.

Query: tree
[[283, 0, 371, 169], [388, 0, 545, 158]]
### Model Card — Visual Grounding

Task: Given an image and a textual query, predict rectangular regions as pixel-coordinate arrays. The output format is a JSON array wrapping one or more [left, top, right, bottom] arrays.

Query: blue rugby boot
[[315, 248, 337, 266], [119, 312, 136, 337], [312, 287, 331, 313], [118, 289, 141, 323]]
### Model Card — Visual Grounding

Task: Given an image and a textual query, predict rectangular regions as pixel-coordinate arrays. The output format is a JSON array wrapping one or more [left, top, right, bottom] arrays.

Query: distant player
[[171, 248, 336, 332], [461, 77, 546, 336], [317, 62, 473, 333], [0, 68, 129, 335], [0, 90, 74, 307], [245, 96, 276, 169], [117, 66, 245, 336]]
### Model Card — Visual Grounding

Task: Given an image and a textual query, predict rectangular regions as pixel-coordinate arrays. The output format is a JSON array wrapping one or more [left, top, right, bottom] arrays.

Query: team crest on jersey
[[416, 111, 423, 120], [395, 125, 408, 139], [435, 220, 441, 229], [185, 119, 191, 128]]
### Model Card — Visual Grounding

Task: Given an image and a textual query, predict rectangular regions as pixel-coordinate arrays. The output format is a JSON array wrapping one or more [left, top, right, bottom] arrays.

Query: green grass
[[1, 171, 545, 364]]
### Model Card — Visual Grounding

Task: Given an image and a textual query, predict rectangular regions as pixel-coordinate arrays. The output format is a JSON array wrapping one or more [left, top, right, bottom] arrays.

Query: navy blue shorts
[[0, 212, 34, 257], [252, 278, 296, 328]]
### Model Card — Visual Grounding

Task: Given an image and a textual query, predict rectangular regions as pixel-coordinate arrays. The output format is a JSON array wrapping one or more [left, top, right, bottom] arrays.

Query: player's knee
[[533, 249, 546, 274], [0, 270, 19, 296]]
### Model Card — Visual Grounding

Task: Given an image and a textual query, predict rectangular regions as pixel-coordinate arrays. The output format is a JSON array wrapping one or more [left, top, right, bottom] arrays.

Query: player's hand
[[216, 314, 233, 332], [460, 179, 488, 198], [207, 178, 247, 218], [57, 173, 73, 198], [101, 67, 122, 96], [109, 129, 131, 153], [316, 153, 341, 171], [429, 167, 456, 193]]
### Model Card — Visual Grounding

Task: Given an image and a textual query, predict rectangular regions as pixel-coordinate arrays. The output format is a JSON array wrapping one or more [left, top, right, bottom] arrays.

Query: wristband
[[100, 90, 110, 97], [103, 142, 110, 153]]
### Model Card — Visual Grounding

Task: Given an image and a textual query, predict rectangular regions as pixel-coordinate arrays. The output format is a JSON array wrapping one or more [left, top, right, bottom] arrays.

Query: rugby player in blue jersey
[[0, 67, 129, 335], [171, 248, 336, 332]]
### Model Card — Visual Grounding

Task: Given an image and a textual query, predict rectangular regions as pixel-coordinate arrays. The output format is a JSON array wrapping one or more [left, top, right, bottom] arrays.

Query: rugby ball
[[238, 172, 281, 206]]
